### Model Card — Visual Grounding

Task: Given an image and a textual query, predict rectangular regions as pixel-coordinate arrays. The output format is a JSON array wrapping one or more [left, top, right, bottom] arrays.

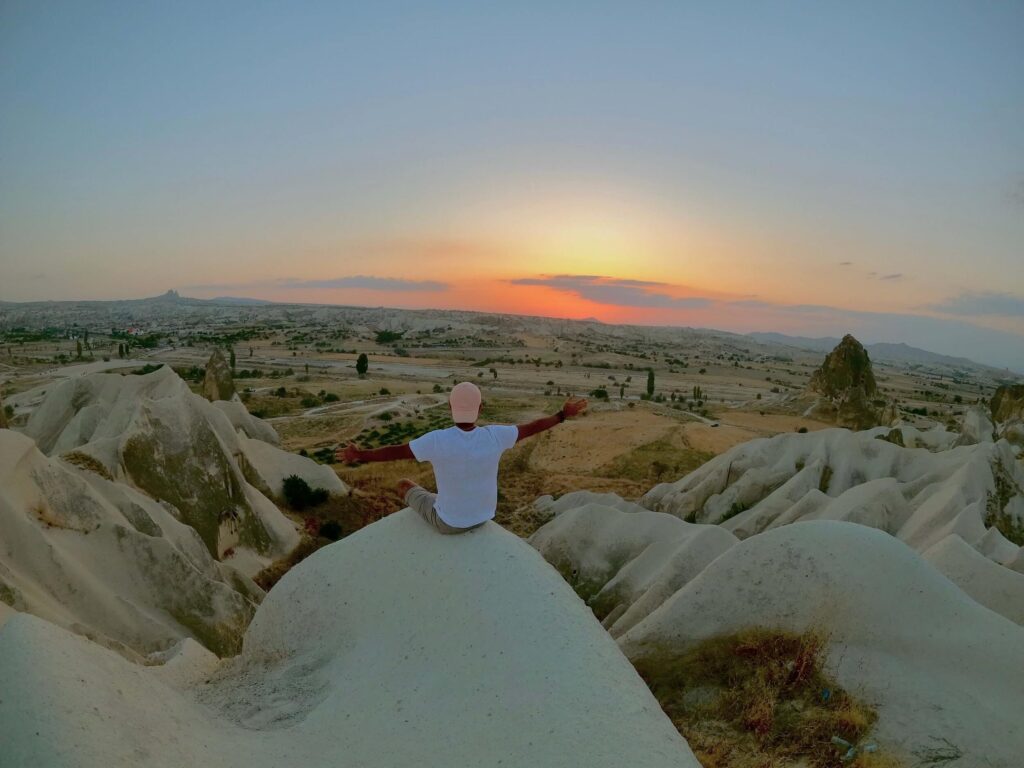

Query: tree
[[76, 339, 83, 359], [229, 348, 236, 371], [646, 368, 655, 397], [356, 353, 369, 376]]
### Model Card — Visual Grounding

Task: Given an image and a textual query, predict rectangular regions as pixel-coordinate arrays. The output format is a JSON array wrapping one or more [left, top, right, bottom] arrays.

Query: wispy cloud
[[880, 273, 903, 281], [509, 274, 712, 309], [928, 291, 1024, 317], [282, 276, 448, 292], [838, 261, 853, 266]]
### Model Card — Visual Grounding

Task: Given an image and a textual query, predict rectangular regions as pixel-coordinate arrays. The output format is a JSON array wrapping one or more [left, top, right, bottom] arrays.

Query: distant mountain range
[[0, 290, 1009, 373], [747, 332, 981, 369], [147, 290, 274, 306], [0, 290, 273, 307]]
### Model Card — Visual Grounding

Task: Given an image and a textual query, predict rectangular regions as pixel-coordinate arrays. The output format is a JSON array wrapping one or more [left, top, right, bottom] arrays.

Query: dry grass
[[253, 535, 323, 591], [598, 433, 714, 485], [633, 629, 900, 768], [61, 450, 114, 481]]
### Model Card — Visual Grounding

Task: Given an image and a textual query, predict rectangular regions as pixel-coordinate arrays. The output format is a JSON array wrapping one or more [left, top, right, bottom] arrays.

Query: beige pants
[[404, 485, 485, 535]]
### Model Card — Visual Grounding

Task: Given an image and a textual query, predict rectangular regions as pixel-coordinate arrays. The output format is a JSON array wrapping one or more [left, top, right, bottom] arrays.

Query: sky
[[1, 1, 1023, 369]]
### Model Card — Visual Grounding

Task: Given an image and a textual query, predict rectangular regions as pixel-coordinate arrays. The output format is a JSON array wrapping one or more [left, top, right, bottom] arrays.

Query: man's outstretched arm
[[516, 397, 587, 443], [336, 442, 415, 464]]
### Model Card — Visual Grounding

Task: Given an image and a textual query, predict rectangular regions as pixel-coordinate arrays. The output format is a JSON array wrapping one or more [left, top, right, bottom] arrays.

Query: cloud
[[282, 276, 448, 292], [509, 275, 712, 309], [838, 261, 853, 266], [880, 273, 903, 280], [928, 291, 1024, 317]]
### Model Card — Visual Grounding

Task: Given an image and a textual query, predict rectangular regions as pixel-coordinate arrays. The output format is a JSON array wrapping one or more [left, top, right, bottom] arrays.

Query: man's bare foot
[[397, 478, 417, 498]]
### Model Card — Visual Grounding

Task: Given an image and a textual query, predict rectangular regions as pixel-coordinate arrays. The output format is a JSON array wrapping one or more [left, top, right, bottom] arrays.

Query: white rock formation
[[641, 427, 1024, 570], [1, 366, 351, 655], [530, 498, 737, 638], [237, 434, 346, 499], [0, 430, 260, 657], [956, 405, 995, 446], [921, 534, 1024, 625], [0, 511, 699, 768], [18, 365, 338, 565], [617, 521, 1024, 767]]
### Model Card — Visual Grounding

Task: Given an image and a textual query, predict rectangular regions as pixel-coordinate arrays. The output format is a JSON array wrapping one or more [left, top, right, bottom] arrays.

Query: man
[[336, 382, 587, 534]]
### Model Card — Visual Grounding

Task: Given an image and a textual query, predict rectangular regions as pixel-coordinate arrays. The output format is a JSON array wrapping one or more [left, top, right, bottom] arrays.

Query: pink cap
[[449, 381, 482, 423]]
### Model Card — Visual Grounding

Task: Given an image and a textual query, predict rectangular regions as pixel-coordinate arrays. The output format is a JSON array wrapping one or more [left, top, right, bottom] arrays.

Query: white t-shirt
[[409, 424, 519, 528]]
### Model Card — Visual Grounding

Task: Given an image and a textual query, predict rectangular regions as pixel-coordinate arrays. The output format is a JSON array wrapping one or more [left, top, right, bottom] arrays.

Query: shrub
[[318, 520, 343, 540], [282, 475, 329, 510], [379, 387, 391, 395], [635, 629, 885, 768], [323, 392, 339, 402]]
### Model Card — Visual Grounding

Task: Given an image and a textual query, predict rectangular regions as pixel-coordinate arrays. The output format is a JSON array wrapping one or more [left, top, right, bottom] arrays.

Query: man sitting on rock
[[337, 382, 587, 534]]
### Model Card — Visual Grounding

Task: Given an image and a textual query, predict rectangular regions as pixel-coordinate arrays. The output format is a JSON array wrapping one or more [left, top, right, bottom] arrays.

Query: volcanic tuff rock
[[4, 365, 350, 655], [640, 427, 1024, 575], [530, 496, 1024, 766], [202, 347, 236, 402], [619, 522, 1024, 767], [0, 430, 261, 658], [0, 511, 699, 768], [21, 365, 305, 567], [808, 334, 878, 398], [991, 383, 1024, 447], [803, 333, 889, 429], [991, 384, 1024, 423], [17, 368, 348, 577], [530, 493, 738, 637]]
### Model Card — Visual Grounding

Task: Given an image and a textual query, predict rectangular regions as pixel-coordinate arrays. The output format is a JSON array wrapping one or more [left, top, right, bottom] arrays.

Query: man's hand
[[562, 397, 588, 419], [336, 442, 363, 464]]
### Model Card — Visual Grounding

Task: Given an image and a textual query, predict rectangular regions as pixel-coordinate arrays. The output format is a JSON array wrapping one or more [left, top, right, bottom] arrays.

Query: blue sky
[[1, 1, 1023, 369]]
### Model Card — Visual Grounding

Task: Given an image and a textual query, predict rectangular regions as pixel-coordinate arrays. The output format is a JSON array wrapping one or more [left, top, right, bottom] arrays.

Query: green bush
[[319, 520, 343, 540], [282, 475, 329, 510]]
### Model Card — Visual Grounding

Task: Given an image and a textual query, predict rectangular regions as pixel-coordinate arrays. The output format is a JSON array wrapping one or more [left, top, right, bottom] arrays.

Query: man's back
[[409, 424, 518, 528]]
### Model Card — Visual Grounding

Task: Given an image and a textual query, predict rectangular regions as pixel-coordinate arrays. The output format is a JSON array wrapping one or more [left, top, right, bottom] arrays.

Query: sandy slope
[[0, 511, 699, 768]]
